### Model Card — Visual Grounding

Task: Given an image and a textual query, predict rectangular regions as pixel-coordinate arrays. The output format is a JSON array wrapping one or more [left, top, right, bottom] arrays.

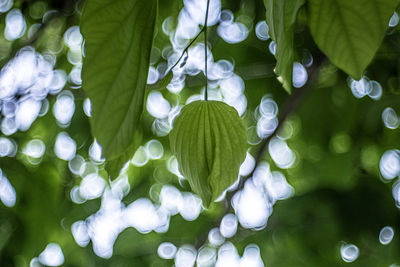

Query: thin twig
[[168, 28, 205, 73], [164, 0, 211, 89]]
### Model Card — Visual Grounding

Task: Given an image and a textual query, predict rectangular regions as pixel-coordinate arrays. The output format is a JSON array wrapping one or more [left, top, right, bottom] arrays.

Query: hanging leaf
[[81, 0, 157, 168], [105, 130, 143, 179], [307, 0, 400, 80], [264, 0, 305, 93], [169, 101, 247, 207]]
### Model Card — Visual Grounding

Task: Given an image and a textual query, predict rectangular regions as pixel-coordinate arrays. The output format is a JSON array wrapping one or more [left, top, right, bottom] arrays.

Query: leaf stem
[[168, 28, 205, 72], [204, 0, 210, 101], [165, 0, 211, 97]]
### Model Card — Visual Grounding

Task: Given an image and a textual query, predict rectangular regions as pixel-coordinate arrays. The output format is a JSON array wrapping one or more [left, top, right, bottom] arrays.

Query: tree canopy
[[1, 0, 400, 266]]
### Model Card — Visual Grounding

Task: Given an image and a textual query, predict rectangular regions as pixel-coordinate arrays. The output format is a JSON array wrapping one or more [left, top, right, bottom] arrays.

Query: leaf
[[105, 130, 143, 179], [146, 71, 173, 90], [307, 0, 400, 80], [169, 101, 247, 207], [264, 0, 305, 93], [81, 0, 157, 160]]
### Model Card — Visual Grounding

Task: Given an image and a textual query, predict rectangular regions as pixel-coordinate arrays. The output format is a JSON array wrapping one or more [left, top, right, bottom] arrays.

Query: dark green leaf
[[307, 0, 400, 79], [169, 101, 247, 207], [264, 0, 305, 93], [105, 130, 143, 179], [81, 0, 157, 160]]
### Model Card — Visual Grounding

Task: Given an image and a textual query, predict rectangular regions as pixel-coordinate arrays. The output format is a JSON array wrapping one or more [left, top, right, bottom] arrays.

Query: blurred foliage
[[0, 0, 400, 266]]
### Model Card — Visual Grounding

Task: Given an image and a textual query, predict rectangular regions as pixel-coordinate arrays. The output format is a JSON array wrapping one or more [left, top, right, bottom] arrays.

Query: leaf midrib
[[88, 1, 152, 155]]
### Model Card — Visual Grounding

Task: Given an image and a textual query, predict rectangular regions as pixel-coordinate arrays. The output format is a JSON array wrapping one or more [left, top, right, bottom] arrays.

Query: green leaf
[[147, 71, 173, 90], [105, 130, 143, 179], [307, 0, 400, 80], [264, 0, 305, 93], [169, 101, 247, 207], [81, 0, 157, 160]]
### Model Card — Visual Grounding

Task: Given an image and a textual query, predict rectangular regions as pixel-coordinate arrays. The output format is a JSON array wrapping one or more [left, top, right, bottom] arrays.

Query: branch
[[228, 55, 325, 203], [195, 55, 326, 249], [167, 28, 205, 74]]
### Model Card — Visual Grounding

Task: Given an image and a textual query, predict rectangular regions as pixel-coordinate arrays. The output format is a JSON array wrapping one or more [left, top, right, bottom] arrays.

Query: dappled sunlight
[[379, 226, 395, 245], [389, 12, 399, 27], [255, 21, 269, 41], [208, 227, 225, 246], [157, 242, 177, 259], [0, 45, 69, 135], [0, 136, 17, 157], [38, 243, 64, 267], [146, 91, 171, 119], [145, 139, 164, 160], [268, 41, 276, 55], [340, 243, 359, 263], [70, 179, 204, 258], [292, 62, 308, 88], [268, 137, 296, 169], [52, 90, 75, 127], [79, 173, 106, 200], [0, 169, 16, 207], [380, 149, 400, 180], [131, 146, 149, 167], [71, 220, 90, 247], [232, 180, 272, 230], [175, 244, 197, 267], [5, 9, 26, 41], [382, 107, 399, 129], [239, 152, 256, 176], [196, 246, 217, 266], [348, 76, 383, 100], [256, 95, 279, 139], [54, 132, 76, 161], [23, 139, 45, 165], [217, 20, 249, 44], [220, 213, 238, 238]]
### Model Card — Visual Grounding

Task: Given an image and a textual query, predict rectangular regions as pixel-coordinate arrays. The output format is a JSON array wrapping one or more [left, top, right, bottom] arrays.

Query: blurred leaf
[[169, 101, 247, 207], [307, 0, 400, 79], [81, 0, 157, 160], [0, 160, 66, 264], [146, 71, 173, 90], [3, 0, 400, 266], [264, 0, 305, 93]]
